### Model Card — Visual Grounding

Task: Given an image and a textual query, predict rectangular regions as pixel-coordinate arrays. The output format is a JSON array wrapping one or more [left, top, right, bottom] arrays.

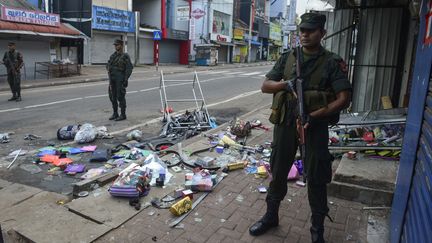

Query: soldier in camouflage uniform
[[2, 42, 24, 102], [249, 13, 352, 243], [107, 39, 133, 121]]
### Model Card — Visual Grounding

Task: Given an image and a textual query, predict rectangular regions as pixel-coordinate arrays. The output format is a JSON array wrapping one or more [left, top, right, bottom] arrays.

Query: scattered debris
[[24, 134, 41, 140], [7, 149, 22, 169]]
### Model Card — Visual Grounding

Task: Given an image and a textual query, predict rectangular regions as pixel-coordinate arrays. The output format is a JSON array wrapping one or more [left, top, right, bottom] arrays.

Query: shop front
[[210, 33, 233, 64], [0, 5, 84, 80], [232, 28, 247, 63], [269, 22, 282, 61]]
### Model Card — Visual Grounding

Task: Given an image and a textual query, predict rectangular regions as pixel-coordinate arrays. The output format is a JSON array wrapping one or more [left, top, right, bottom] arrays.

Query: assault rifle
[[286, 46, 307, 185]]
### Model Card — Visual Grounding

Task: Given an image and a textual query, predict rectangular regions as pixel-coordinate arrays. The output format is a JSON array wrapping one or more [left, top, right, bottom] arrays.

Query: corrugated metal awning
[[0, 19, 83, 38]]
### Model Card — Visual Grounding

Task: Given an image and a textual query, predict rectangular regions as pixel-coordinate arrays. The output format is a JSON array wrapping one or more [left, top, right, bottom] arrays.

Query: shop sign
[[177, 6, 189, 21], [210, 33, 231, 43], [1, 6, 60, 27], [233, 29, 244, 40], [92, 5, 135, 33], [167, 28, 189, 40], [270, 22, 282, 41], [191, 8, 206, 19]]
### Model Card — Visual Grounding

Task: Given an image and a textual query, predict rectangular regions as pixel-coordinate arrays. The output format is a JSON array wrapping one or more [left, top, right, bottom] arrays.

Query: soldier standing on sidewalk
[[249, 13, 352, 243], [107, 39, 133, 121], [2, 42, 24, 102]]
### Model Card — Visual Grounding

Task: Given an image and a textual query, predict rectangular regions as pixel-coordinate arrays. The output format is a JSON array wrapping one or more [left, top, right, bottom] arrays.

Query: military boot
[[109, 110, 119, 120], [310, 214, 325, 243], [115, 108, 126, 121], [15, 92, 21, 102], [8, 93, 16, 101], [249, 200, 280, 236]]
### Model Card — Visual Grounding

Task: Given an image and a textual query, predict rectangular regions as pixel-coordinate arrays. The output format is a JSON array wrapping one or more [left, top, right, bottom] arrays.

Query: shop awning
[[233, 40, 247, 46], [211, 41, 235, 46], [244, 40, 261, 46], [0, 20, 84, 38]]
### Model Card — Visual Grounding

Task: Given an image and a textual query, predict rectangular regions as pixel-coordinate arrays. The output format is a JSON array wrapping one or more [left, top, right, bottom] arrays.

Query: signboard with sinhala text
[[1, 6, 60, 27], [92, 5, 135, 33]]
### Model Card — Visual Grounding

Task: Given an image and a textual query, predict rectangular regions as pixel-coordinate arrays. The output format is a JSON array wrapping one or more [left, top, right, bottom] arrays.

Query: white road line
[[0, 108, 21, 113], [224, 71, 245, 75], [240, 71, 262, 76], [0, 77, 228, 114], [84, 94, 107, 99], [205, 70, 229, 74], [259, 74, 266, 77], [24, 98, 83, 109]]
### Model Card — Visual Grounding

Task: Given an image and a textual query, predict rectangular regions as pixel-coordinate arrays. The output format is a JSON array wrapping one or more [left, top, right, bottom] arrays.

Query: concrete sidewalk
[[0, 61, 274, 93]]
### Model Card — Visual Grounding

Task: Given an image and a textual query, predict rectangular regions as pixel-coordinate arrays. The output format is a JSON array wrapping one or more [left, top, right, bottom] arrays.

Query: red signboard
[[1, 6, 60, 27], [191, 8, 205, 19]]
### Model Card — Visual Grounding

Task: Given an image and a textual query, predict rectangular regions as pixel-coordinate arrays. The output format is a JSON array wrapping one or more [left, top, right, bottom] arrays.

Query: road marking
[[224, 71, 244, 75], [259, 74, 266, 77], [24, 98, 83, 109], [0, 77, 228, 113], [240, 71, 262, 76], [206, 70, 229, 74], [0, 108, 21, 113]]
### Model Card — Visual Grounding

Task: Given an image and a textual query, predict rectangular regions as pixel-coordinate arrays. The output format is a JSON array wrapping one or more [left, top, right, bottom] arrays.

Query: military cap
[[299, 12, 326, 29], [113, 39, 124, 45], [8, 42, 16, 46]]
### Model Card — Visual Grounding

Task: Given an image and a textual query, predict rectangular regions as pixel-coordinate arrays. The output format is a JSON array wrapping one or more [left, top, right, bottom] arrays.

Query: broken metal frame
[[159, 70, 212, 136]]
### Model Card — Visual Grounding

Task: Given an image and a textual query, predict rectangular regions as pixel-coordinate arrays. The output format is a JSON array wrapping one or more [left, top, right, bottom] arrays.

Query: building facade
[[0, 0, 83, 80]]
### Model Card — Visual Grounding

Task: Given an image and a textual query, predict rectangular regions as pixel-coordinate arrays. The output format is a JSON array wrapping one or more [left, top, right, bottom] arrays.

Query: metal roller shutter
[[159, 39, 179, 63], [91, 32, 122, 64], [140, 38, 154, 64], [400, 77, 432, 243]]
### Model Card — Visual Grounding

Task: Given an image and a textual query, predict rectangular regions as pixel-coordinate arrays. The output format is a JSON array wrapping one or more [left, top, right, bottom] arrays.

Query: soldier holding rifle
[[2, 42, 24, 102], [249, 13, 351, 243]]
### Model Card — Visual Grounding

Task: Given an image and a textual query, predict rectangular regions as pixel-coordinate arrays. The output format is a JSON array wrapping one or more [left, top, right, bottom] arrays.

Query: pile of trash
[[57, 123, 113, 143]]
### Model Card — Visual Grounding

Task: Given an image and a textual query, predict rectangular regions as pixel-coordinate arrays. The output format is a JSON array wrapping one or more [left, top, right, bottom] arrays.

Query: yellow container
[[169, 197, 192, 216], [227, 161, 245, 171]]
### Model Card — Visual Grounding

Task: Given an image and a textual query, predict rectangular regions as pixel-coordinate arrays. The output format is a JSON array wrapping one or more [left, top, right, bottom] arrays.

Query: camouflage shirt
[[2, 50, 23, 72], [265, 46, 351, 94], [107, 51, 133, 83]]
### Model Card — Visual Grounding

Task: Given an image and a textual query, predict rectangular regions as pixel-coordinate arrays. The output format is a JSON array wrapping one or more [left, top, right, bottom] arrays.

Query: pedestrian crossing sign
[[153, 31, 162, 40]]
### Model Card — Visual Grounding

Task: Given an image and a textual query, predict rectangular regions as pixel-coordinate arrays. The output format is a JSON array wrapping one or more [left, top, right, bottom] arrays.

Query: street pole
[[247, 0, 254, 63], [134, 11, 140, 66], [156, 40, 159, 71], [207, 0, 212, 41]]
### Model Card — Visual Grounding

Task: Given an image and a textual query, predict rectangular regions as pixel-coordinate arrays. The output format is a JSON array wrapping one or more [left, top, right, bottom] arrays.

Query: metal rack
[[159, 70, 212, 136]]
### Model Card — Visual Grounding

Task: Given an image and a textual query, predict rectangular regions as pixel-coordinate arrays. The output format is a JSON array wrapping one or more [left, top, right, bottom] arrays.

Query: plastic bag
[[74, 123, 97, 144], [127, 130, 143, 141], [57, 125, 80, 140]]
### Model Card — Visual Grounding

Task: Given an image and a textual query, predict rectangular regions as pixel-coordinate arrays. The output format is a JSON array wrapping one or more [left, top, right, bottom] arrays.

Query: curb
[[0, 62, 274, 92]]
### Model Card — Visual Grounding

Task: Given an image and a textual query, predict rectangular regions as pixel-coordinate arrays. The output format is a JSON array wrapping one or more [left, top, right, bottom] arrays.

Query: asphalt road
[[0, 65, 273, 158]]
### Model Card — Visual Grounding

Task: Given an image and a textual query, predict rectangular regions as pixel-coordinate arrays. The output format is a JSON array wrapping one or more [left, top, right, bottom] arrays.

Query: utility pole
[[207, 0, 212, 41], [247, 0, 254, 63], [134, 11, 140, 66]]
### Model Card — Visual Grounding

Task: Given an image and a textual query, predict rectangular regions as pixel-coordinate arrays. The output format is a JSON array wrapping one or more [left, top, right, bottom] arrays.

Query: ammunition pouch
[[304, 90, 339, 125], [269, 91, 287, 125]]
